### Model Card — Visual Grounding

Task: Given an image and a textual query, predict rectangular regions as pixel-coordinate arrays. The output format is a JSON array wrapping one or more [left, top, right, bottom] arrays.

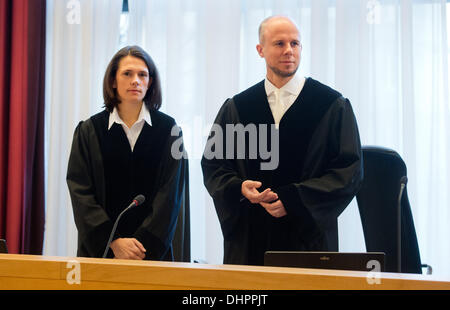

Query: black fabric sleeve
[[201, 99, 247, 238], [276, 97, 363, 240], [66, 121, 113, 257]]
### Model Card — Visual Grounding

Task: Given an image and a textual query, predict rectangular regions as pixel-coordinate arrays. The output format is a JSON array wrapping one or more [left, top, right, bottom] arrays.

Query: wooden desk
[[0, 254, 449, 290]]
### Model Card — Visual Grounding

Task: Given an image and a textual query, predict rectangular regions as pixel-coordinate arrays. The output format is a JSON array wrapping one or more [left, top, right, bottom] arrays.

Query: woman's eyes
[[123, 71, 148, 77]]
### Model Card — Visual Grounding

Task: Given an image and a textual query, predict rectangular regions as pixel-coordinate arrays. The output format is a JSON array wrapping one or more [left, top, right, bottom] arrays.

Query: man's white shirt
[[265, 74, 306, 129]]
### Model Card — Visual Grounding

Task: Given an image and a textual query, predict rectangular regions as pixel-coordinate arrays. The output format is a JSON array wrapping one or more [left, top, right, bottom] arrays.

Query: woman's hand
[[110, 238, 146, 260]]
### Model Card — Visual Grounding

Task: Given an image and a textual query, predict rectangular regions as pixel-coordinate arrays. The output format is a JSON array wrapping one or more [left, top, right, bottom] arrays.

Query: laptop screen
[[264, 251, 385, 272]]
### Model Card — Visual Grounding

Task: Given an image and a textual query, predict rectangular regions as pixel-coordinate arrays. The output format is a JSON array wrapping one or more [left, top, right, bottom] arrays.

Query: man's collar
[[264, 73, 303, 96]]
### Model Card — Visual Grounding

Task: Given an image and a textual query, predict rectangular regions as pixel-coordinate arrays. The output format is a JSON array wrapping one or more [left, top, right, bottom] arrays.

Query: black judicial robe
[[201, 77, 363, 265], [67, 109, 186, 261]]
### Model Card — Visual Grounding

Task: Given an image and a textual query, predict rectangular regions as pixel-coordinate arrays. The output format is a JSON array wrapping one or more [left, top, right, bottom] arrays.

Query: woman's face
[[113, 55, 152, 105]]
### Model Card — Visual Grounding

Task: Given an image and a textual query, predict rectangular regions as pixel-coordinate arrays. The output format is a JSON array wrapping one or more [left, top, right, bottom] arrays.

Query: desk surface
[[0, 254, 449, 290]]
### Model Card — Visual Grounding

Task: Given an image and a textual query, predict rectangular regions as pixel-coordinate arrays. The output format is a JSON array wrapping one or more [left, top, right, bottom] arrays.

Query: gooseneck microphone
[[102, 194, 145, 258], [397, 176, 408, 272]]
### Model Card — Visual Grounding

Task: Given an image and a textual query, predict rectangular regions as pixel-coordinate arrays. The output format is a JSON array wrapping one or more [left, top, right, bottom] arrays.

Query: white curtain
[[43, 0, 123, 257], [45, 0, 450, 276], [125, 0, 248, 264]]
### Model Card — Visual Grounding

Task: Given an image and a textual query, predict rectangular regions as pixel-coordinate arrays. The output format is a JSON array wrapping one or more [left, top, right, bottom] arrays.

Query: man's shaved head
[[258, 15, 300, 45], [256, 15, 302, 88]]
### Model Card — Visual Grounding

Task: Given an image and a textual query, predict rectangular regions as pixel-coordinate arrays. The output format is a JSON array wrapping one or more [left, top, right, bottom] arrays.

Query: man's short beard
[[270, 65, 299, 78]]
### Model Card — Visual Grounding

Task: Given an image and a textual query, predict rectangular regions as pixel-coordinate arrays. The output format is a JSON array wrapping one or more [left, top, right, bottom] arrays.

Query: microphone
[[102, 194, 145, 258], [397, 176, 408, 272]]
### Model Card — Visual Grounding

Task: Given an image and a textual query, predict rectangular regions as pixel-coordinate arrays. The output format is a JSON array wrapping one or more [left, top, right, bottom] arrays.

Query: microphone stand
[[102, 195, 145, 258]]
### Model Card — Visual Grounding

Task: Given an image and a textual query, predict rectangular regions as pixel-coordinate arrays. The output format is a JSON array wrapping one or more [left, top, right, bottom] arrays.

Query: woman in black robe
[[67, 46, 186, 261]]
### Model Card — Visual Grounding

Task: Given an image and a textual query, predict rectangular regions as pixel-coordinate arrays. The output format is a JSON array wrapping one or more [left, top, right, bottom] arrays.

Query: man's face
[[113, 55, 151, 105], [257, 18, 301, 81]]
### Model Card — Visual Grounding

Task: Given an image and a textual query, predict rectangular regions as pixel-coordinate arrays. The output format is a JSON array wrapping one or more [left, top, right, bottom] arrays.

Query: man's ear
[[256, 44, 264, 58]]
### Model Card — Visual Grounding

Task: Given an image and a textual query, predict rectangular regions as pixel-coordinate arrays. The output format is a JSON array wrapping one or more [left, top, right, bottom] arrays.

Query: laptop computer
[[264, 251, 385, 272], [0, 239, 8, 254]]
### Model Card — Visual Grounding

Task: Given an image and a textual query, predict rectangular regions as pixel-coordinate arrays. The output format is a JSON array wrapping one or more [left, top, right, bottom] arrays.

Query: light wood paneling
[[0, 254, 449, 290]]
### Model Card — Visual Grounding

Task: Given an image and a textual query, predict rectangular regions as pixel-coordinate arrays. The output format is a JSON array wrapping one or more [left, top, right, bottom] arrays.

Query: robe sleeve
[[275, 97, 363, 241], [66, 120, 113, 257], [201, 99, 248, 238], [133, 126, 186, 260]]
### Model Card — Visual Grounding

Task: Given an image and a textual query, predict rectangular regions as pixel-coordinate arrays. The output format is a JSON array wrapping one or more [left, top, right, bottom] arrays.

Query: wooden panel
[[0, 254, 449, 290]]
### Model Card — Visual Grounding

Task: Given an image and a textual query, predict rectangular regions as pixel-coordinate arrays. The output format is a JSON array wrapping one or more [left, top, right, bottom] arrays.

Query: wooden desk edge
[[0, 254, 449, 290]]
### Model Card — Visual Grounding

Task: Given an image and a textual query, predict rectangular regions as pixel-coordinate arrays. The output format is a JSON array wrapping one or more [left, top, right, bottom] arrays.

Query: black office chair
[[356, 146, 430, 274]]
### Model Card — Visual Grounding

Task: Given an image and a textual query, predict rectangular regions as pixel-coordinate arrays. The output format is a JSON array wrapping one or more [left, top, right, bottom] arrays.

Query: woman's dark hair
[[103, 45, 162, 112]]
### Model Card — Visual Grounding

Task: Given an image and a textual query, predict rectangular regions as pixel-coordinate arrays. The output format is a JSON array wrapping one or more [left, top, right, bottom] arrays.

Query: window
[[119, 0, 129, 46], [448, 2, 450, 93]]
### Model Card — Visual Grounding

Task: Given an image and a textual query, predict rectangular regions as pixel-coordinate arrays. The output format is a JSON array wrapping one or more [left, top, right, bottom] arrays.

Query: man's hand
[[110, 238, 146, 260], [241, 180, 278, 204], [241, 180, 287, 218], [260, 199, 287, 218]]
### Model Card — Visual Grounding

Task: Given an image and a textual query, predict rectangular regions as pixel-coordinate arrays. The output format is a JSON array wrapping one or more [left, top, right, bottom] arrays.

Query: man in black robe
[[201, 16, 363, 265]]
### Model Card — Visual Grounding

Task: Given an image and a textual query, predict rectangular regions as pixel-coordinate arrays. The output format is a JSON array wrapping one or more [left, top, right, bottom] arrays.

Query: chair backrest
[[172, 157, 191, 262], [356, 146, 422, 273]]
